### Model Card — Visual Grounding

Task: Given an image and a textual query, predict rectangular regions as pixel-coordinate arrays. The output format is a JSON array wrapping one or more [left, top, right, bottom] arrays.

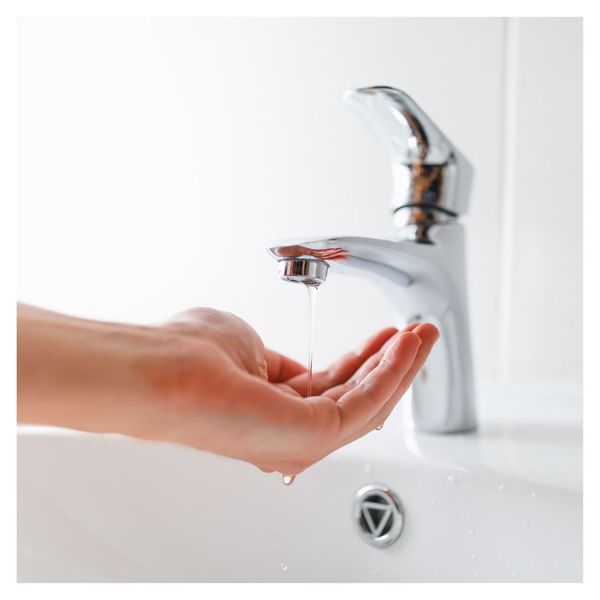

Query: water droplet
[[468, 528, 476, 536], [498, 483, 506, 492], [282, 474, 296, 486], [375, 424, 384, 430], [511, 570, 520, 579], [464, 515, 471, 523], [429, 499, 438, 507], [531, 492, 537, 500], [471, 554, 477, 561], [280, 562, 288, 571], [447, 474, 457, 484], [364, 463, 373, 474], [474, 571, 480, 578]]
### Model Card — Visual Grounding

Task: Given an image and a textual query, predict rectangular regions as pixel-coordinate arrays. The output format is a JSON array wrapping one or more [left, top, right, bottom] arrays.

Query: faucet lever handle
[[344, 86, 452, 164], [343, 86, 472, 235]]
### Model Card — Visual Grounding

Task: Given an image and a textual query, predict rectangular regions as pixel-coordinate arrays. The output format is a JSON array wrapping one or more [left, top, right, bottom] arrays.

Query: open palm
[[159, 309, 438, 475]]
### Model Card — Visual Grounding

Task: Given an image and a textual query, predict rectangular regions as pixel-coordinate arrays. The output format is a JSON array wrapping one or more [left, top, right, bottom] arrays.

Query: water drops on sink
[[447, 474, 457, 484], [498, 483, 506, 492], [280, 562, 288, 571], [468, 527, 476, 536], [282, 474, 296, 486]]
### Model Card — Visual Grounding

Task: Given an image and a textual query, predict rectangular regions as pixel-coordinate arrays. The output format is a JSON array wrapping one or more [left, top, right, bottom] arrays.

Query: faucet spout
[[269, 230, 477, 434]]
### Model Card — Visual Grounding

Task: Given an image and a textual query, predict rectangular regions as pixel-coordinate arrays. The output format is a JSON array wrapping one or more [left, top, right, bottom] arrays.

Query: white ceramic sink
[[17, 385, 582, 582]]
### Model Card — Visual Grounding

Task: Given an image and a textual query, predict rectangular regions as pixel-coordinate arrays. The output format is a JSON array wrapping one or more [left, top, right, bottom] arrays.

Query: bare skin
[[17, 304, 439, 476]]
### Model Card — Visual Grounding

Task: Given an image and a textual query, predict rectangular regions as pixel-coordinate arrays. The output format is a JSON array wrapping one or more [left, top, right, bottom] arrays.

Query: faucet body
[[269, 86, 477, 434]]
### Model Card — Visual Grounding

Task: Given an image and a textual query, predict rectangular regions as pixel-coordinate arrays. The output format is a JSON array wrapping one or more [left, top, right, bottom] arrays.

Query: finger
[[337, 331, 422, 436], [285, 327, 399, 396], [323, 323, 421, 400], [339, 323, 439, 442], [264, 349, 307, 382], [351, 323, 420, 382], [351, 322, 424, 388], [312, 326, 399, 393], [369, 323, 439, 425]]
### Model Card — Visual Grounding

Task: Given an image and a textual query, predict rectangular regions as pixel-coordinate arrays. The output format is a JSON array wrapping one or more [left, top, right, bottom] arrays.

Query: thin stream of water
[[305, 283, 319, 397], [282, 283, 319, 487]]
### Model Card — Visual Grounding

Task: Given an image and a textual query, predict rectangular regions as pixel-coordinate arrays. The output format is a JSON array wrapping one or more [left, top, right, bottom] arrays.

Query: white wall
[[17, 17, 581, 391], [500, 18, 582, 386]]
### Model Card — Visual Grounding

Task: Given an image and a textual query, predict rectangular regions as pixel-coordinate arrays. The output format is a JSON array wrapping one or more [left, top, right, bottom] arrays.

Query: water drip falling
[[282, 474, 296, 486]]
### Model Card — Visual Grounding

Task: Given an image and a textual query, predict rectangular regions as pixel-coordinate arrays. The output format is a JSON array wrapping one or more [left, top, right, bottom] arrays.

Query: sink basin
[[17, 385, 582, 582]]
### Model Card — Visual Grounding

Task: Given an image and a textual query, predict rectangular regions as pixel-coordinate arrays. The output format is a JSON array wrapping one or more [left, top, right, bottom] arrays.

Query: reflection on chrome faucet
[[268, 86, 477, 434], [270, 245, 348, 261]]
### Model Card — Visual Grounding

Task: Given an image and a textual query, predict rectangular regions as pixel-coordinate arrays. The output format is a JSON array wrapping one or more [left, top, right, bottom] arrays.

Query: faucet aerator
[[278, 258, 329, 286]]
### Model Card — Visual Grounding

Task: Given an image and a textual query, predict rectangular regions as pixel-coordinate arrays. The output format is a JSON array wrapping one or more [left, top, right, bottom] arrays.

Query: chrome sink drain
[[354, 484, 404, 548]]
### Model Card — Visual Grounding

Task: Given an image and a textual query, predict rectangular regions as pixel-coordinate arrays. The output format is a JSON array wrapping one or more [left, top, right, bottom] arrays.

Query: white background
[[17, 17, 582, 391]]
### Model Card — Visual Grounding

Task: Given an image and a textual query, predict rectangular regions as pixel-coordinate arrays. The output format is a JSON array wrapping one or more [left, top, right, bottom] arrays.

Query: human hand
[[149, 307, 439, 476]]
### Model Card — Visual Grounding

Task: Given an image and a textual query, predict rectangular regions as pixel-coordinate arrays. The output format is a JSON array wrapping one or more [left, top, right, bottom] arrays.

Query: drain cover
[[354, 484, 404, 547]]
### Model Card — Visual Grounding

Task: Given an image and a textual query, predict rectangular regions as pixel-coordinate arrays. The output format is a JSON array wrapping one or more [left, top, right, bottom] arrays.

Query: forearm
[[17, 304, 165, 437]]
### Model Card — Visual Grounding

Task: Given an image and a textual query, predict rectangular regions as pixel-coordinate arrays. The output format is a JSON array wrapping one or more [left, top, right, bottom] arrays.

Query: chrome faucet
[[268, 86, 476, 433]]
